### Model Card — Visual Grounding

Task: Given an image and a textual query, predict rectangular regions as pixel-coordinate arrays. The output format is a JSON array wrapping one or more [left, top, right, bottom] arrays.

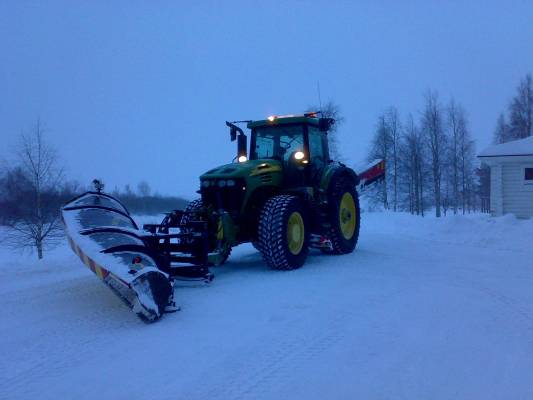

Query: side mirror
[[237, 134, 247, 159], [226, 121, 243, 142]]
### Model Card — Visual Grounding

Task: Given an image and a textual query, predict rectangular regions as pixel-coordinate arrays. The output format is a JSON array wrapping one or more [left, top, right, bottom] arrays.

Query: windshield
[[251, 125, 304, 162]]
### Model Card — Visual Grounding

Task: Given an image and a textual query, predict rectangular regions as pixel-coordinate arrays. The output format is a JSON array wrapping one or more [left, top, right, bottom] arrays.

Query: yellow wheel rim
[[287, 211, 305, 255], [339, 192, 356, 240]]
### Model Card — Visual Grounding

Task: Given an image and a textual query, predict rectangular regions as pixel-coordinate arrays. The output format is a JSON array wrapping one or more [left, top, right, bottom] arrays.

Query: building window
[[525, 167, 533, 184]]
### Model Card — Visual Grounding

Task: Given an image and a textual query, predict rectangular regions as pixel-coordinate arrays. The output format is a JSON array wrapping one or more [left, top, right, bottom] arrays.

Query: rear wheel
[[324, 177, 360, 254], [258, 195, 309, 270]]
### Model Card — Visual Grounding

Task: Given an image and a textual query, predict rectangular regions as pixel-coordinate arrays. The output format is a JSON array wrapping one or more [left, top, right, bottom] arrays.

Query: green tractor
[[61, 112, 384, 321], [190, 113, 362, 270]]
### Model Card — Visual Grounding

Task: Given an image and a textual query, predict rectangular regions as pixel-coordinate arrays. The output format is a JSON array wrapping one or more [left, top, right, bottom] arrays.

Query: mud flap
[[62, 192, 172, 322]]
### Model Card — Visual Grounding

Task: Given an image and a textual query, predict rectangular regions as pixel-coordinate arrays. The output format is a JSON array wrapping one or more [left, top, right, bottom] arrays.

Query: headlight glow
[[294, 151, 305, 160], [238, 155, 248, 163]]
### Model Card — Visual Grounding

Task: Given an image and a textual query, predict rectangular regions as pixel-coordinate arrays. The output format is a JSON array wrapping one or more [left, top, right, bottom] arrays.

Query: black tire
[[324, 177, 360, 254], [181, 198, 231, 264], [258, 195, 309, 270], [180, 198, 204, 225]]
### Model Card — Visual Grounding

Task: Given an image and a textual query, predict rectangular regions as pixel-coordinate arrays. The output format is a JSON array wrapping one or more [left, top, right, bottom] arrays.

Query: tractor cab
[[228, 113, 334, 187]]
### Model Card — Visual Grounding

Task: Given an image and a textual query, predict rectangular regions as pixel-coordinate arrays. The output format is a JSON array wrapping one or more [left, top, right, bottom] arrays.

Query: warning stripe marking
[[65, 232, 114, 284]]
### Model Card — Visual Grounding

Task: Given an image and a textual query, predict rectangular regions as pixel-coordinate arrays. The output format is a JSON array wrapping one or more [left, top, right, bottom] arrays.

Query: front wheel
[[258, 195, 309, 270], [181, 198, 231, 265]]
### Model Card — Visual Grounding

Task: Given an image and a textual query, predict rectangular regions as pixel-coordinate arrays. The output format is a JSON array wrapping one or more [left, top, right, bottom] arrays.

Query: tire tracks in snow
[[463, 278, 533, 330], [368, 232, 533, 331], [188, 309, 353, 400]]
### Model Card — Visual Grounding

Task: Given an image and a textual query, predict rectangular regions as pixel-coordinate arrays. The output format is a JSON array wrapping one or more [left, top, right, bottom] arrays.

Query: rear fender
[[319, 163, 359, 202]]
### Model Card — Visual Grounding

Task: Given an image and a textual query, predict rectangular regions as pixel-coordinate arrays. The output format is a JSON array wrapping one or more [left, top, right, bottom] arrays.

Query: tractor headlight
[[202, 180, 211, 188], [238, 155, 247, 163], [226, 179, 235, 187], [218, 180, 227, 187]]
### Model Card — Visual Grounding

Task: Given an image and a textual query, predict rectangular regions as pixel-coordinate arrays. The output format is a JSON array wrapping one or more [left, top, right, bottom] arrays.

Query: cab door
[[307, 126, 329, 185]]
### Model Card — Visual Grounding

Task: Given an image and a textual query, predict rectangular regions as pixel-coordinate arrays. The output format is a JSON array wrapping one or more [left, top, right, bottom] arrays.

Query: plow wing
[[62, 192, 172, 322], [356, 159, 385, 190]]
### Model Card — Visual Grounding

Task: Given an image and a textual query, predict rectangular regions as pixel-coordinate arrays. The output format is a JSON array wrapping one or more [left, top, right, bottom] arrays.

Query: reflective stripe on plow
[[87, 257, 97, 276], [67, 233, 111, 282], [90, 259, 106, 280]]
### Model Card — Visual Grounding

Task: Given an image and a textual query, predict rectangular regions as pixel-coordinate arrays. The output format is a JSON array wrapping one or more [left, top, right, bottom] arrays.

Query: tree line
[[108, 182, 188, 215], [325, 73, 531, 217], [365, 90, 482, 217]]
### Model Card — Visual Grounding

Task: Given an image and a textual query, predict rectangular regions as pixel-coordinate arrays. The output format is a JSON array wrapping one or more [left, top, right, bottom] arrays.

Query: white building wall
[[490, 164, 503, 216], [502, 163, 533, 218]]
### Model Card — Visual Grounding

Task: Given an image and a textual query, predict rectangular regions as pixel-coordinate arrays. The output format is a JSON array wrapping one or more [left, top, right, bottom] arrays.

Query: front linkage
[[143, 206, 231, 273]]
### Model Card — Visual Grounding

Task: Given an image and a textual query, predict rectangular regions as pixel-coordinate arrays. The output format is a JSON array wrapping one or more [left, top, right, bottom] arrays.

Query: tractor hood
[[200, 159, 282, 180]]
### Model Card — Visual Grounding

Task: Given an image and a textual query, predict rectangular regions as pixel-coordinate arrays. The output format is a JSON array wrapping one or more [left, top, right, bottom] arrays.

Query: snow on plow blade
[[62, 192, 172, 322]]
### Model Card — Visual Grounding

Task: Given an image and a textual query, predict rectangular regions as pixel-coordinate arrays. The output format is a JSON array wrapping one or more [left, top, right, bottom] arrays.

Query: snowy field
[[1, 212, 532, 400]]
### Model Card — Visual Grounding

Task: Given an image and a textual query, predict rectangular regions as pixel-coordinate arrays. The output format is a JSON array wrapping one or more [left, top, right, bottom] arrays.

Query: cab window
[[308, 127, 327, 170], [252, 126, 304, 163]]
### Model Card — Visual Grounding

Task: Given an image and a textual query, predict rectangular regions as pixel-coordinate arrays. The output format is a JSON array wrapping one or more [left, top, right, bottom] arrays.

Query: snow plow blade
[[61, 192, 172, 322]]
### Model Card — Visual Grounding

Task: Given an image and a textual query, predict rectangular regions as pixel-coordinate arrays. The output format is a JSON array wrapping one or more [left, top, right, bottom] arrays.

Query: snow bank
[[362, 211, 532, 252]]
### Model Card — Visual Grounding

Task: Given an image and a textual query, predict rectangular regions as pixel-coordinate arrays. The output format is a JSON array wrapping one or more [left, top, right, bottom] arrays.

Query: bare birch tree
[[421, 90, 446, 218], [386, 107, 401, 211], [5, 121, 64, 259], [368, 113, 391, 209], [402, 114, 425, 216], [447, 99, 468, 214], [457, 112, 475, 213]]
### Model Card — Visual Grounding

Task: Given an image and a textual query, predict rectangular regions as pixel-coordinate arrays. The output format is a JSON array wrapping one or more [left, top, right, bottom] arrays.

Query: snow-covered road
[[1, 212, 532, 400]]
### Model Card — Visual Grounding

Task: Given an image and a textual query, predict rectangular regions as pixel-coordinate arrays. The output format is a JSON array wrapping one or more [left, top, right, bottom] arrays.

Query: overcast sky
[[1, 1, 532, 198]]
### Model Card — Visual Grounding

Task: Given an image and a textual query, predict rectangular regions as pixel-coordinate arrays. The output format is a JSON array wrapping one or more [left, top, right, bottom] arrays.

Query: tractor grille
[[200, 179, 246, 211], [259, 173, 272, 183]]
